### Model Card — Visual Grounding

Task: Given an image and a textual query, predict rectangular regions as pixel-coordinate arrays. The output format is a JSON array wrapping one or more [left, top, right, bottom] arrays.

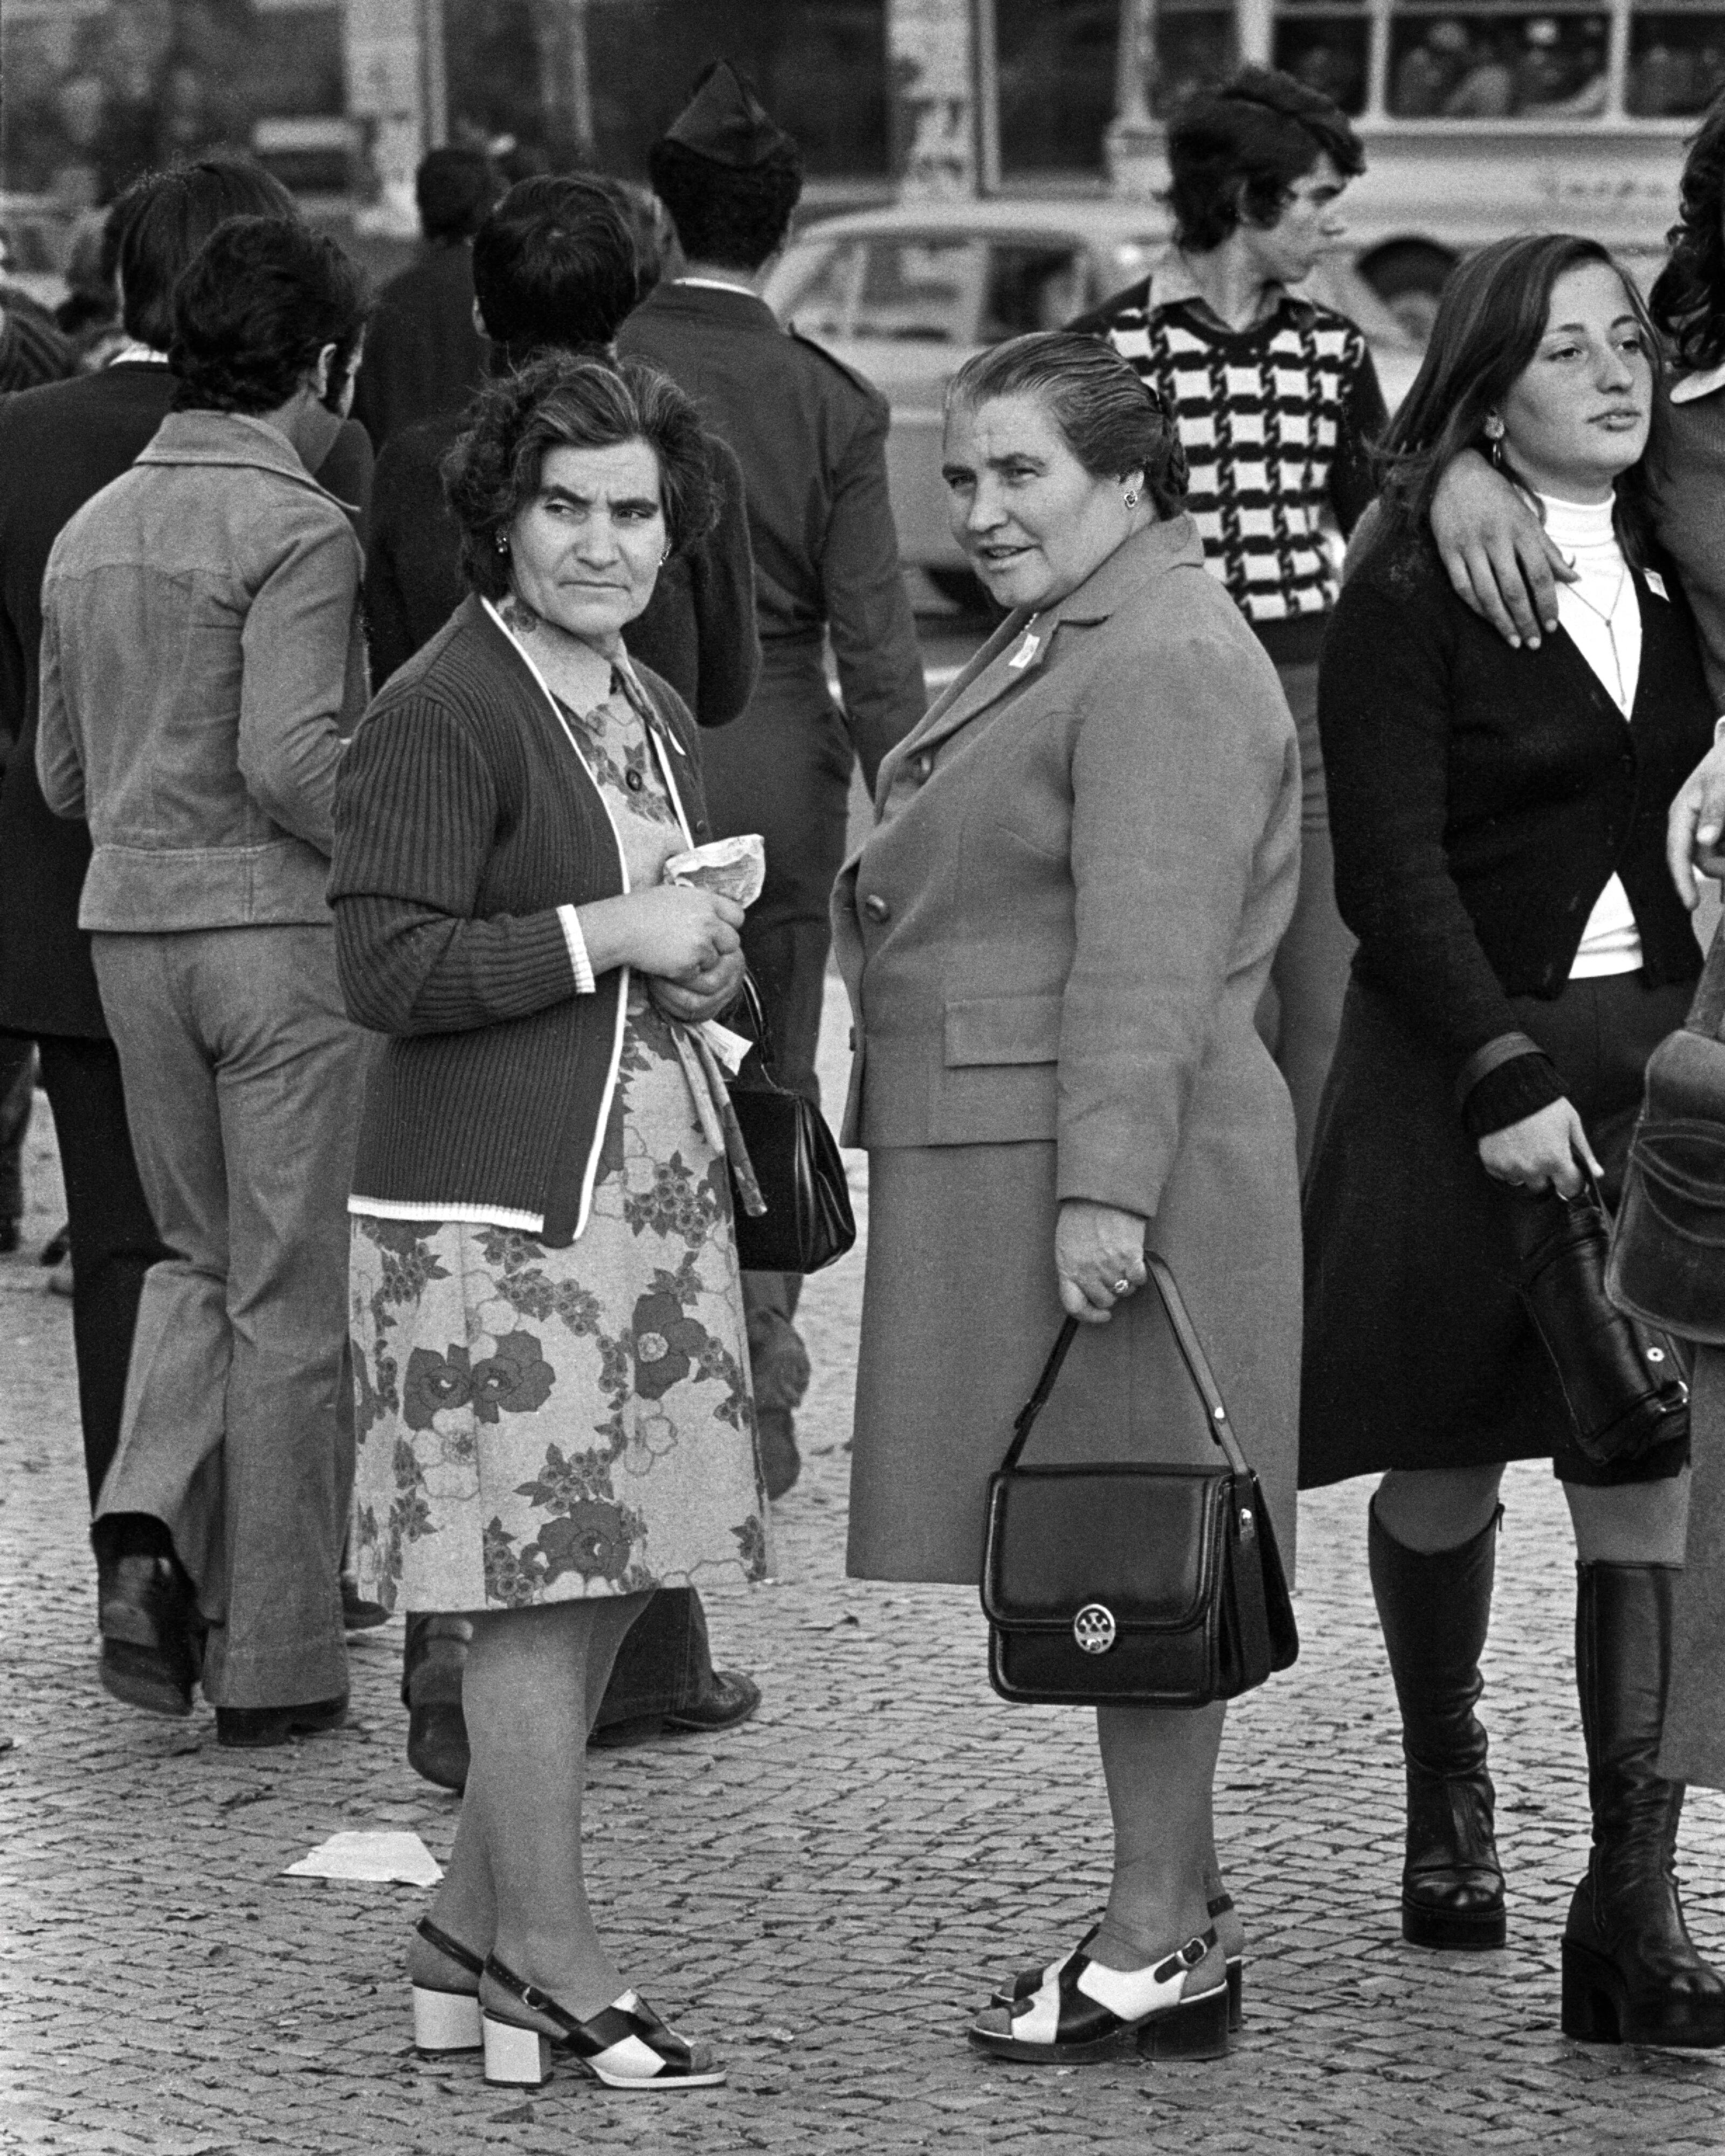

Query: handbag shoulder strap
[[1685, 917, 1725, 1040], [998, 1249, 1250, 1478]]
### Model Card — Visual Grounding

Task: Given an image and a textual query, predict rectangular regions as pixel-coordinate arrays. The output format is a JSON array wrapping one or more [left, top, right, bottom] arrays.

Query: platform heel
[[482, 2013, 554, 2087], [413, 1985, 483, 2055], [1137, 1977, 1231, 2061]]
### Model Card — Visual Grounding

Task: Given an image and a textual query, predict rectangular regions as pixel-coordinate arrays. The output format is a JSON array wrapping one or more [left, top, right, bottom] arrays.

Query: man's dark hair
[[444, 352, 716, 598], [170, 217, 370, 417], [646, 137, 802, 272], [1167, 66, 1364, 253], [416, 146, 498, 243], [949, 331, 1187, 519], [471, 176, 639, 364], [114, 157, 298, 351]]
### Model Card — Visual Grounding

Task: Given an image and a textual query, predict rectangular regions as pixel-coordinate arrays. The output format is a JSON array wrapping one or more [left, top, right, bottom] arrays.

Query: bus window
[[1273, 1, 1371, 114], [1151, 3, 1240, 115], [1629, 15, 1725, 114], [1389, 10, 1610, 118]]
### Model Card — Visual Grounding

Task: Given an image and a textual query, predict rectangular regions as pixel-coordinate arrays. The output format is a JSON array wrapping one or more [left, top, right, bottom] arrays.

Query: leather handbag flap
[[981, 1465, 1225, 1631]]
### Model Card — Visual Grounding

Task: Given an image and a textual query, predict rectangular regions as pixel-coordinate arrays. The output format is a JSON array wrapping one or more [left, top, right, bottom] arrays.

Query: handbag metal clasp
[[1073, 1604, 1116, 1654]]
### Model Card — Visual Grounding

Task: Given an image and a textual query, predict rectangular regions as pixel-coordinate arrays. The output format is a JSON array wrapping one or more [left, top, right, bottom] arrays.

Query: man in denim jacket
[[37, 217, 371, 1747]]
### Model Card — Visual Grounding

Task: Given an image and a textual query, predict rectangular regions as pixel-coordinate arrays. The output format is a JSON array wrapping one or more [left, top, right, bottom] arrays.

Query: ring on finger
[[1112, 1276, 1131, 1296]]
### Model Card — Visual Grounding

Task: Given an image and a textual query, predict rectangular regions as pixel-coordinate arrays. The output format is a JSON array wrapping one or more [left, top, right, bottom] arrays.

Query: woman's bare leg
[[1092, 1701, 1227, 1994]]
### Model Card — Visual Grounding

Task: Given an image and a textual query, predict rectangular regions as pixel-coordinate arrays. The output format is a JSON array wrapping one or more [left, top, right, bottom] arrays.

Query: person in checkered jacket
[[1070, 67, 1387, 1172]]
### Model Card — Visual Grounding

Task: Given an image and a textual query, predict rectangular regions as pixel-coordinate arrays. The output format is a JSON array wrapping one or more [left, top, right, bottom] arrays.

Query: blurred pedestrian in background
[[0, 157, 371, 1712], [625, 61, 927, 1501], [838, 333, 1301, 2062], [1071, 67, 1386, 1175], [1306, 235, 1725, 2046], [37, 215, 372, 1748], [334, 355, 759, 2090], [353, 146, 496, 453], [1425, 83, 1725, 1816], [362, 171, 763, 1791]]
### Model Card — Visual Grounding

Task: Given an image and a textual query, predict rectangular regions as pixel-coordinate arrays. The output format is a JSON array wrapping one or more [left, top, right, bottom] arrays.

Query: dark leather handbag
[[1511, 1175, 1689, 1469], [724, 977, 856, 1277], [1607, 922, 1725, 1346], [981, 1251, 1297, 1709]]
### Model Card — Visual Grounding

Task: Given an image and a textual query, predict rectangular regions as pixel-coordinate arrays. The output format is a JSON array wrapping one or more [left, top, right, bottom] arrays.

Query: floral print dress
[[348, 673, 768, 1612]]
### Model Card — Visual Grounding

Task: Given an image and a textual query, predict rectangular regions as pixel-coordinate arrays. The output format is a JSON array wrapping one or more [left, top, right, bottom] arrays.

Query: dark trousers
[[0, 1033, 33, 1220], [20, 1032, 171, 1509]]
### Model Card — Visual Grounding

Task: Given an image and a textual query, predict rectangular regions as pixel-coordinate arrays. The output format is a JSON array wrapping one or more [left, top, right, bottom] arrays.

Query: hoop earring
[[1122, 489, 1140, 510]]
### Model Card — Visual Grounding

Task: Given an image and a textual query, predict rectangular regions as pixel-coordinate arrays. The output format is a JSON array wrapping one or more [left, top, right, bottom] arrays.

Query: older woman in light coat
[[833, 331, 1302, 2065]]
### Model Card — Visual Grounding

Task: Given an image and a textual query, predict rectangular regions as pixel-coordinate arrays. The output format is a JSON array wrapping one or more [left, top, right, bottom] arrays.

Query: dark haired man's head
[[114, 157, 298, 352], [471, 176, 639, 364], [647, 61, 802, 273], [170, 216, 370, 420], [1167, 65, 1364, 254], [416, 147, 499, 243]]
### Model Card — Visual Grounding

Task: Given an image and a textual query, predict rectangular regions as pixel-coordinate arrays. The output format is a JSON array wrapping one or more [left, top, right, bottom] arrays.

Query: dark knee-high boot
[[1368, 1502, 1506, 1948], [1561, 1562, 1725, 2047]]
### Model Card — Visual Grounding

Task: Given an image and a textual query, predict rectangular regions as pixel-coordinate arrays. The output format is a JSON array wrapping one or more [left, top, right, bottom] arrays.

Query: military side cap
[[661, 60, 798, 169]]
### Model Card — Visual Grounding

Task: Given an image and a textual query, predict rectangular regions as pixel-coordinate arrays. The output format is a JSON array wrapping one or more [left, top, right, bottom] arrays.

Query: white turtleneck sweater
[[1542, 491, 1643, 978]]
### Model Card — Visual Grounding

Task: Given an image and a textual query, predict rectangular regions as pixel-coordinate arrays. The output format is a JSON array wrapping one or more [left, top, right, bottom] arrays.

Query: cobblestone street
[[4, 983, 1725, 2154]]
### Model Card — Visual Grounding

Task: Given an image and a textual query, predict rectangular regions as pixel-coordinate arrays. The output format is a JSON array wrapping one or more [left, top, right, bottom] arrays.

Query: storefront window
[[1273, 0, 1372, 112], [1388, 7, 1611, 117], [995, 0, 1120, 173], [577, 0, 889, 179]]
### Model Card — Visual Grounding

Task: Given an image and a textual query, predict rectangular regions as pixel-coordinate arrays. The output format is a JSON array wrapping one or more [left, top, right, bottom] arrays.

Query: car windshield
[[775, 233, 1105, 345]]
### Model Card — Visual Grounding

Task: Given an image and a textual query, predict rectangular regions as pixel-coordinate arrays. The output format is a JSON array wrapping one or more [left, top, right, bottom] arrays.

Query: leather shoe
[[405, 1614, 471, 1791], [663, 1667, 761, 1734], [756, 1407, 801, 1502], [98, 1553, 202, 1718], [341, 1573, 389, 1631], [409, 1702, 470, 1791], [216, 1695, 348, 1749]]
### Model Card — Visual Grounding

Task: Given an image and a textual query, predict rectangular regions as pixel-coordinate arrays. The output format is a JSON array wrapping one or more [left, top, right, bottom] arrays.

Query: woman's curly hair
[[443, 352, 717, 600], [1650, 89, 1725, 374]]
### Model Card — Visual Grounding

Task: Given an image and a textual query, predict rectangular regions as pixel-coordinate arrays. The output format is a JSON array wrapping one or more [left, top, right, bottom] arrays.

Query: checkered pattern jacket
[[1072, 280, 1388, 630]]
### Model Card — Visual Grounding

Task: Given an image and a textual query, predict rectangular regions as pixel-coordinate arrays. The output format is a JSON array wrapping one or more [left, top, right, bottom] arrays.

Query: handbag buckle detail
[[1073, 1603, 1116, 1655]]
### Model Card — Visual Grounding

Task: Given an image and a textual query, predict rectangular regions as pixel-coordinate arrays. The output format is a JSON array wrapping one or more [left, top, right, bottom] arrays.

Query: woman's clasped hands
[[582, 884, 747, 1025]]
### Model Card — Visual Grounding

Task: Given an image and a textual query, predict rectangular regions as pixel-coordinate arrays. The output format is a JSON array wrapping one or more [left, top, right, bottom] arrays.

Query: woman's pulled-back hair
[[170, 216, 370, 416], [947, 331, 1186, 517], [1167, 66, 1364, 253], [1650, 88, 1725, 374], [1371, 231, 1661, 566], [444, 351, 717, 599]]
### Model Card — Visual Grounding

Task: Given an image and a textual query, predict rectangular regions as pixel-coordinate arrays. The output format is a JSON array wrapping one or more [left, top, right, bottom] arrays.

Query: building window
[[995, 0, 1121, 173]]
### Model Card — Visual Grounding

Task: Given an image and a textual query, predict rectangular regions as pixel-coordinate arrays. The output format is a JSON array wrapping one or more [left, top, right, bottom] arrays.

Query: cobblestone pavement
[[4, 985, 1725, 2154]]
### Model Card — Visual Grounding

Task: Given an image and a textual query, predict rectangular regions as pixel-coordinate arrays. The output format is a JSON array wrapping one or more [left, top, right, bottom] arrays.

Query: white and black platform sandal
[[479, 1955, 727, 2089], [411, 1916, 485, 2055], [995, 1896, 1245, 2031], [970, 1925, 1230, 2065]]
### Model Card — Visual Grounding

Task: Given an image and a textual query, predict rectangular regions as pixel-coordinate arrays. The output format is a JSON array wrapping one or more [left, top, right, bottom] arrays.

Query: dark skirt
[[1300, 970, 1693, 1489]]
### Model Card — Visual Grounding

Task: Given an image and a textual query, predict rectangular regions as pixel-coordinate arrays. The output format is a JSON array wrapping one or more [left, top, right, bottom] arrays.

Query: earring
[[1123, 489, 1140, 510], [495, 531, 509, 553], [659, 546, 670, 564]]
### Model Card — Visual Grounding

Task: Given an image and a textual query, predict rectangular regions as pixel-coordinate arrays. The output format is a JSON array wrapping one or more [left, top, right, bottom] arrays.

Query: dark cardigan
[[330, 593, 712, 1245], [1319, 535, 1713, 1135]]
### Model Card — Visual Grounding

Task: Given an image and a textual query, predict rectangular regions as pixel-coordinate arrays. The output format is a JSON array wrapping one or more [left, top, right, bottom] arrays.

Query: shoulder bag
[[725, 976, 857, 1277], [1608, 921, 1725, 1345], [981, 1251, 1298, 1709]]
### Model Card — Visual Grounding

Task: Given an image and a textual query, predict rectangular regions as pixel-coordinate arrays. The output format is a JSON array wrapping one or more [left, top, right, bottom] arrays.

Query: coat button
[[912, 752, 933, 782], [862, 893, 891, 922]]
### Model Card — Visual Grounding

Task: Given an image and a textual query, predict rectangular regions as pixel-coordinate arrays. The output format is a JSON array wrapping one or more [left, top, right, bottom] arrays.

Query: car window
[[851, 239, 984, 342], [980, 245, 1091, 340], [775, 239, 868, 342]]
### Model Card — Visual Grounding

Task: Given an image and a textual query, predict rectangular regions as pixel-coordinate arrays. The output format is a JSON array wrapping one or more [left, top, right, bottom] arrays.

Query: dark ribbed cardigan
[[1319, 535, 1713, 1135], [330, 593, 711, 1245]]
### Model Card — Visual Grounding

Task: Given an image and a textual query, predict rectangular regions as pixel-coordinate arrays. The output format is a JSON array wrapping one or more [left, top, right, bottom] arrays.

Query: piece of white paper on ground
[[285, 1830, 441, 1885]]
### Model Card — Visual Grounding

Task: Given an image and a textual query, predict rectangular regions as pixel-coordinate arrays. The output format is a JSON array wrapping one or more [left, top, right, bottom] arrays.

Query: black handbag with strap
[[724, 977, 857, 1277], [981, 1251, 1298, 1709], [1607, 920, 1725, 1346]]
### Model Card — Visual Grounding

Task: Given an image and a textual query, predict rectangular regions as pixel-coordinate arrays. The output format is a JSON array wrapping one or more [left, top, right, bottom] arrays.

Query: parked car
[[764, 199, 1423, 592]]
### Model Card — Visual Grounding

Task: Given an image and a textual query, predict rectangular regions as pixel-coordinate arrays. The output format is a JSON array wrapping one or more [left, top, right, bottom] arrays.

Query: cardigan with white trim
[[330, 592, 710, 1246]]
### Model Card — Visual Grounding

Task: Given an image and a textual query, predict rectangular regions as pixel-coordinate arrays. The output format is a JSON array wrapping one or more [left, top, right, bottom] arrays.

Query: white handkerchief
[[285, 1831, 443, 1887], [663, 834, 765, 907], [698, 1020, 753, 1076]]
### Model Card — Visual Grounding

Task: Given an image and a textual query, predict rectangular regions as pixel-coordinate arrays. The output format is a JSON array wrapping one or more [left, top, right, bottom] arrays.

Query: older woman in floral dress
[[332, 354, 763, 2091]]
